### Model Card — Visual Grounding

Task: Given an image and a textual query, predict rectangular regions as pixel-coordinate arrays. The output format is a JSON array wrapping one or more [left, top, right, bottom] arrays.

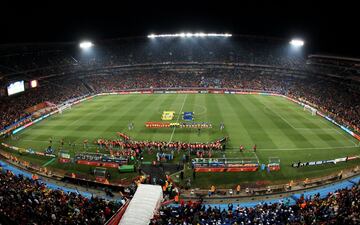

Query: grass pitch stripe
[[317, 118, 359, 146], [42, 158, 56, 167], [253, 96, 315, 148], [168, 94, 188, 143], [263, 104, 297, 129], [229, 95, 278, 148], [278, 96, 358, 147], [270, 98, 344, 148]]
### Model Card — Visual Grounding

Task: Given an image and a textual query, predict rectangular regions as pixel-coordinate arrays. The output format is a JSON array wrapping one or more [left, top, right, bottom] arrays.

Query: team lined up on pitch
[[95, 132, 228, 153]]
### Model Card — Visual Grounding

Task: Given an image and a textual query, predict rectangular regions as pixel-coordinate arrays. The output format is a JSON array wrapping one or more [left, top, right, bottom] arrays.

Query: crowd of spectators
[[0, 169, 123, 225], [0, 37, 359, 134], [0, 78, 89, 130], [287, 77, 360, 133], [0, 39, 359, 225], [150, 182, 360, 225], [0, 36, 306, 75]]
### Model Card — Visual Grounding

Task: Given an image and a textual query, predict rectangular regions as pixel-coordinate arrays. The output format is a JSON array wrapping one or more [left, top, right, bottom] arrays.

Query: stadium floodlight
[[79, 41, 94, 49], [147, 33, 232, 38], [289, 39, 304, 47]]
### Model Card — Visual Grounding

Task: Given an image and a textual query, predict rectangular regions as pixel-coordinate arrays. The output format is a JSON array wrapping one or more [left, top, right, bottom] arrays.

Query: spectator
[[0, 170, 122, 225]]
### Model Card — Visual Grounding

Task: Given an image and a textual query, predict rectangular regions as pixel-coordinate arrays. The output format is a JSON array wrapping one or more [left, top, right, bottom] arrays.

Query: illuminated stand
[[192, 157, 259, 172], [267, 157, 281, 171]]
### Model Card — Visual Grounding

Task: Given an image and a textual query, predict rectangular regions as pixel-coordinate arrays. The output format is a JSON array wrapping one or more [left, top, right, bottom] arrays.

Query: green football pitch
[[3, 94, 360, 188]]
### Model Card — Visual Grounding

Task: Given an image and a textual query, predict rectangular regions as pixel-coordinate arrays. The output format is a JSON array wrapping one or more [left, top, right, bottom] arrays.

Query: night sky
[[1, 1, 359, 57]]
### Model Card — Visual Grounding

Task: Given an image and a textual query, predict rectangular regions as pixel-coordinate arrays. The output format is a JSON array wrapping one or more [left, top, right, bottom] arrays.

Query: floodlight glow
[[290, 39, 304, 47], [79, 41, 94, 49], [147, 33, 232, 38], [30, 80, 38, 88]]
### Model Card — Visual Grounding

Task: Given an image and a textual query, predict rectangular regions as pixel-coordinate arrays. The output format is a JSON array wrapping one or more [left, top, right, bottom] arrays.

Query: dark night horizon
[[1, 1, 359, 57]]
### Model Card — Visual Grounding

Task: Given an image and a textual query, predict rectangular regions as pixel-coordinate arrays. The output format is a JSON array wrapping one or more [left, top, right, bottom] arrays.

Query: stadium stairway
[[81, 79, 95, 93], [0, 159, 122, 201], [141, 162, 181, 183]]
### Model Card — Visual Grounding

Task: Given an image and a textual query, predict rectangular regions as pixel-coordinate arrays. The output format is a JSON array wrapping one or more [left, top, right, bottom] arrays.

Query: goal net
[[303, 105, 317, 116], [57, 103, 71, 114]]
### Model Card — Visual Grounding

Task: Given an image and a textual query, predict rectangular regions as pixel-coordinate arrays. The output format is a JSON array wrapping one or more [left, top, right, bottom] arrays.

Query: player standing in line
[[83, 139, 88, 149], [60, 138, 64, 149], [129, 122, 134, 130], [72, 142, 76, 151], [220, 122, 225, 131], [240, 145, 244, 152], [253, 144, 257, 152]]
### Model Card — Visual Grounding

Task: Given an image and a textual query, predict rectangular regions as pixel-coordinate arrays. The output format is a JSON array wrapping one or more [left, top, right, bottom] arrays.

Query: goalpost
[[303, 105, 317, 116], [57, 103, 71, 114]]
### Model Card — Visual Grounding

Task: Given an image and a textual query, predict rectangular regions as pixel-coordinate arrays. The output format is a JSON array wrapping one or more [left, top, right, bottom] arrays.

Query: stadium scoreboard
[[7, 80, 25, 96], [30, 80, 38, 88]]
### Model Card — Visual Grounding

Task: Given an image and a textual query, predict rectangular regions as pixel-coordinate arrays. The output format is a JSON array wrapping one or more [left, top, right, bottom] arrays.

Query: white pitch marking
[[168, 94, 188, 143], [263, 105, 297, 129], [316, 116, 359, 146], [332, 127, 358, 146], [252, 151, 260, 163], [225, 145, 359, 152]]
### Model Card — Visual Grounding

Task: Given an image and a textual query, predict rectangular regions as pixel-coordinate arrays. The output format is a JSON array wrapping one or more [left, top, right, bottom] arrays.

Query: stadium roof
[[119, 184, 163, 225], [309, 54, 360, 63]]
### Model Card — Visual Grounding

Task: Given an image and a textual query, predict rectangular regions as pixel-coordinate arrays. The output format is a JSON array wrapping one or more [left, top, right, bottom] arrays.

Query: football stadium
[[1, 4, 360, 225]]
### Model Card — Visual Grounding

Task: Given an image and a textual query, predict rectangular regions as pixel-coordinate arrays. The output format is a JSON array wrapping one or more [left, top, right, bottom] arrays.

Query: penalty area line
[[42, 157, 56, 167], [307, 109, 359, 147], [168, 94, 188, 143], [323, 122, 359, 147], [267, 106, 297, 129], [252, 151, 260, 163]]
